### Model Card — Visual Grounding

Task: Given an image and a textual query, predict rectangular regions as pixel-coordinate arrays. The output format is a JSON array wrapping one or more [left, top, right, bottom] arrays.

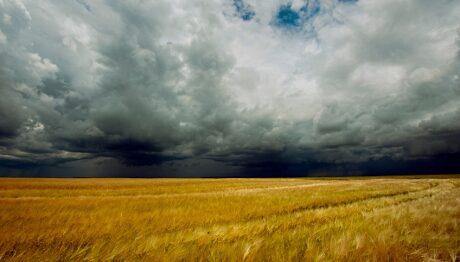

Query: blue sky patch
[[233, 0, 255, 21], [273, 1, 321, 31], [275, 4, 301, 28]]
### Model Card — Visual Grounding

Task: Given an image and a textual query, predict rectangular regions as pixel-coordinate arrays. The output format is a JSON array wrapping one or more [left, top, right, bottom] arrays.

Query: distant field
[[0, 177, 459, 261]]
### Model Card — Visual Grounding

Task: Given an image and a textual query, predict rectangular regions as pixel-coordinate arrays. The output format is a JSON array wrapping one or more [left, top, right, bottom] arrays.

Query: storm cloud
[[0, 0, 459, 177]]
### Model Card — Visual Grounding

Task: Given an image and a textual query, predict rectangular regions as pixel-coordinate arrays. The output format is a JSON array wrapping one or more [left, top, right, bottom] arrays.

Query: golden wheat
[[0, 177, 459, 261]]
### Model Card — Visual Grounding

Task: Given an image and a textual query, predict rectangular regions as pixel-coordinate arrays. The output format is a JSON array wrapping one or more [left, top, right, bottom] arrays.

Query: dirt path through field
[[0, 181, 351, 200]]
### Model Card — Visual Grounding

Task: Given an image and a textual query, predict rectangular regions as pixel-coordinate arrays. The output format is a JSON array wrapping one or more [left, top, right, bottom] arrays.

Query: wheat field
[[0, 177, 459, 261]]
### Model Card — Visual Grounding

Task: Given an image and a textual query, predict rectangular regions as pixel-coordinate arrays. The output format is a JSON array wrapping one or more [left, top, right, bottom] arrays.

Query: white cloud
[[0, 0, 459, 172]]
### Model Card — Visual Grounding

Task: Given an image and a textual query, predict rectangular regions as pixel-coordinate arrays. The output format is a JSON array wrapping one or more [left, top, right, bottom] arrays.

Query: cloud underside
[[0, 0, 460, 176]]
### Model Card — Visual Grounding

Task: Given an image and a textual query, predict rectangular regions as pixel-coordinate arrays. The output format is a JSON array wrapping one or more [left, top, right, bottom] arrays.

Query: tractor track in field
[[144, 181, 447, 246]]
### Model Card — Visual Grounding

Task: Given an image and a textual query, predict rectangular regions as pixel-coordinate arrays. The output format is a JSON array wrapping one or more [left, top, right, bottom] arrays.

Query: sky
[[0, 0, 460, 177]]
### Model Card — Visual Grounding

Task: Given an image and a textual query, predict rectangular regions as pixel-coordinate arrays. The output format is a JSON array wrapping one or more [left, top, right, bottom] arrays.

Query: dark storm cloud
[[0, 0, 460, 177]]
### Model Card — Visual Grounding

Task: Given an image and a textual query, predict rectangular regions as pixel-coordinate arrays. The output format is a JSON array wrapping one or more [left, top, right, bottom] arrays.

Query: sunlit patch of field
[[0, 177, 459, 261]]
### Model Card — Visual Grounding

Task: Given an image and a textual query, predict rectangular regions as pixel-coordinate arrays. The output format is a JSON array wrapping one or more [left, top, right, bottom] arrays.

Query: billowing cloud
[[0, 0, 459, 177]]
